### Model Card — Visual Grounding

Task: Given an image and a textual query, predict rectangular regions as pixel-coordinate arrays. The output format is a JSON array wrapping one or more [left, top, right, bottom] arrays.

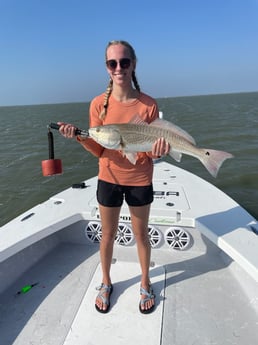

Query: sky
[[0, 0, 258, 106]]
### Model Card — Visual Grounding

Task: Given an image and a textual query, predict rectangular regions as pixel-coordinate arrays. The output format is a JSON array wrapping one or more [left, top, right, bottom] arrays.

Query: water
[[1, 92, 258, 227]]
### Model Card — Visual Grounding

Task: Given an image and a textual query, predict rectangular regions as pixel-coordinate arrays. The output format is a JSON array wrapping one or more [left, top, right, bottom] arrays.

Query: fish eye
[[96, 128, 100, 132]]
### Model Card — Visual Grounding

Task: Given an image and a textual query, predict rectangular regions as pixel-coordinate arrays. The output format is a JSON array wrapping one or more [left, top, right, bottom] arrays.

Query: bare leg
[[95, 205, 120, 311], [129, 204, 155, 311]]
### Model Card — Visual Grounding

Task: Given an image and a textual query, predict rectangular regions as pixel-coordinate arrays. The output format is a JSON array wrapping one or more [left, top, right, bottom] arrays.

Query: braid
[[99, 78, 113, 120], [132, 71, 140, 92]]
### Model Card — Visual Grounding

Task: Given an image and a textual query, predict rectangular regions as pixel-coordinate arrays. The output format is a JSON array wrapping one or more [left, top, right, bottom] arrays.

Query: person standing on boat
[[58, 40, 170, 314]]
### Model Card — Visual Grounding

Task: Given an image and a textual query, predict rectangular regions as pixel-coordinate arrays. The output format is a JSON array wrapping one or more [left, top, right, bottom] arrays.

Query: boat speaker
[[85, 221, 134, 246], [115, 223, 134, 246], [85, 221, 102, 243], [148, 225, 162, 248], [165, 227, 191, 250]]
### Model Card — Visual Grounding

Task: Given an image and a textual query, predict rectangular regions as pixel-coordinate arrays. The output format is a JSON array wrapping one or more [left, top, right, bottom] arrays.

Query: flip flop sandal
[[95, 283, 113, 313], [139, 285, 155, 314]]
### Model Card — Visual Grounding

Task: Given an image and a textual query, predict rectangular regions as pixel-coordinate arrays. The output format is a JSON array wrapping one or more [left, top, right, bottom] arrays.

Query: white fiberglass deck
[[64, 261, 165, 345], [0, 239, 258, 345]]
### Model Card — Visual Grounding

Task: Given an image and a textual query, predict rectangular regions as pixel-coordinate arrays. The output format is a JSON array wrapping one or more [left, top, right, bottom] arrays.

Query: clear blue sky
[[1, 0, 258, 106]]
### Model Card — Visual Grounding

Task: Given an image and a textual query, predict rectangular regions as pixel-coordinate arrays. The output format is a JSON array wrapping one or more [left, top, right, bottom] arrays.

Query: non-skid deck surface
[[64, 261, 165, 345]]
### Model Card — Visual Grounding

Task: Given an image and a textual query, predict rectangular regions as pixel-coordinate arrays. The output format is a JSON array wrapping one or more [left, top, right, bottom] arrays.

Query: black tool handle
[[48, 130, 55, 159], [49, 123, 61, 131], [49, 123, 87, 136]]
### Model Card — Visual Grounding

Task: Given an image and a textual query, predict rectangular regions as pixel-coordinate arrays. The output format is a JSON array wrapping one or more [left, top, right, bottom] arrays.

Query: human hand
[[57, 122, 77, 138], [152, 137, 170, 157]]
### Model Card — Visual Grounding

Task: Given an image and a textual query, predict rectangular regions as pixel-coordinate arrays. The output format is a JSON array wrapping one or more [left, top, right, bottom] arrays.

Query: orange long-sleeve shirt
[[77, 92, 159, 186]]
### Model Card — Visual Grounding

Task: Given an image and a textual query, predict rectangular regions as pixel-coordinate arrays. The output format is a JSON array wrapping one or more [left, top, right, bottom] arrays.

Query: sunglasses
[[106, 58, 131, 70]]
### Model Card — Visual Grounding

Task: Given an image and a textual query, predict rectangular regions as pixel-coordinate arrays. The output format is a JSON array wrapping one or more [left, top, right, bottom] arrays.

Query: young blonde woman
[[59, 40, 170, 314]]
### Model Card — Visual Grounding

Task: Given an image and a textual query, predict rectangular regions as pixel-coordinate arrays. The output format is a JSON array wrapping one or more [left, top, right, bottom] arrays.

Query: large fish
[[88, 117, 233, 177]]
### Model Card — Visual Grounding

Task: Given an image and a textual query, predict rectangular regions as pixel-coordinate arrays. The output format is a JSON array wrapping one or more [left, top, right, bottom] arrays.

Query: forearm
[[76, 136, 104, 158]]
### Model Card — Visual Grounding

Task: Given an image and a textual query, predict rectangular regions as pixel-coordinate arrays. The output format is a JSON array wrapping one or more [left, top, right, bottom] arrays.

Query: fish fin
[[169, 150, 182, 162], [200, 149, 234, 178], [123, 151, 138, 165], [129, 114, 148, 126], [150, 118, 196, 145]]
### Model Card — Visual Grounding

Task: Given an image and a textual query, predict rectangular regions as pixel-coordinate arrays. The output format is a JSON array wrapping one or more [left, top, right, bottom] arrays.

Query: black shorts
[[97, 180, 153, 207]]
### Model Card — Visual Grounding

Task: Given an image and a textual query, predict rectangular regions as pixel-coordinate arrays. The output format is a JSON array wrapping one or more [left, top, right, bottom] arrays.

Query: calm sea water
[[1, 92, 258, 227]]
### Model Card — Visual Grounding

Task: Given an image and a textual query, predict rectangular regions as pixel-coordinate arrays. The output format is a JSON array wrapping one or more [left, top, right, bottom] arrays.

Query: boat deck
[[0, 231, 257, 345]]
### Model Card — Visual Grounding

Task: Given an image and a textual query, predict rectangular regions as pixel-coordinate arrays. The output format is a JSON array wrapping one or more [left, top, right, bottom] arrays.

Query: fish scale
[[88, 119, 234, 178]]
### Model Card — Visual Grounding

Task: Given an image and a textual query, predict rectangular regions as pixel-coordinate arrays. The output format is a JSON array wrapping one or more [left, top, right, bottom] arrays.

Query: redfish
[[88, 117, 233, 177]]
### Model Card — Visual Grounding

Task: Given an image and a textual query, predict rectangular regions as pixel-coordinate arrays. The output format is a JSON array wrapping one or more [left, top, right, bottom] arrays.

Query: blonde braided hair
[[99, 40, 141, 120]]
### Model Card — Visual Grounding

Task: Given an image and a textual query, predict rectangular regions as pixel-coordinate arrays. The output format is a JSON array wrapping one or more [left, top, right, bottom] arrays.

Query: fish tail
[[200, 149, 234, 178]]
